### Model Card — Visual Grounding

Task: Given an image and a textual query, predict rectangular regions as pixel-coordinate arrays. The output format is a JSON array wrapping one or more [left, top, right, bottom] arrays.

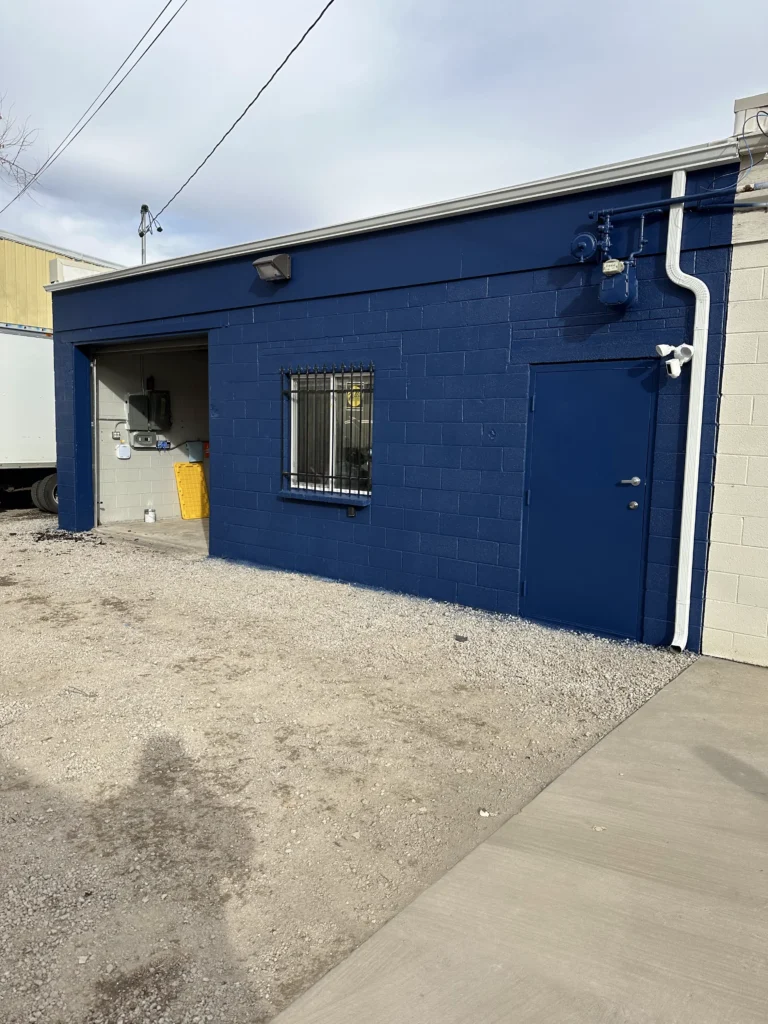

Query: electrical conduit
[[665, 168, 711, 650]]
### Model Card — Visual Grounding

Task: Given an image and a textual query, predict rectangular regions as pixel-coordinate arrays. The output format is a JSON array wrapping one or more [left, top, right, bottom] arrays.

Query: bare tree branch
[[0, 97, 39, 190]]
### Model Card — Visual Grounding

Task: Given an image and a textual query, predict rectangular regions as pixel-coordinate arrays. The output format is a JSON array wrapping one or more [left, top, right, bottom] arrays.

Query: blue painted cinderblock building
[[50, 139, 743, 651]]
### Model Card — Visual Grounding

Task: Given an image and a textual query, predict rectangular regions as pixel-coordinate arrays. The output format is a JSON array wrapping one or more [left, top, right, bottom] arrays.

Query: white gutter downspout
[[665, 168, 711, 650]]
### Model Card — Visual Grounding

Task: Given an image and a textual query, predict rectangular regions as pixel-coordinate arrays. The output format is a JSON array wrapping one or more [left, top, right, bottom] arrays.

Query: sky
[[1, 0, 766, 268]]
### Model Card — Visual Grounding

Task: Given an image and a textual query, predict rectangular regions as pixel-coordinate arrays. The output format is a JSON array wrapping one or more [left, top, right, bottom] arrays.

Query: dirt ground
[[0, 509, 692, 1024]]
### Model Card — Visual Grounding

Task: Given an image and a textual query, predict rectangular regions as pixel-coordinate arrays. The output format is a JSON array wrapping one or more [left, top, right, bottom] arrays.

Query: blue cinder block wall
[[52, 168, 736, 651]]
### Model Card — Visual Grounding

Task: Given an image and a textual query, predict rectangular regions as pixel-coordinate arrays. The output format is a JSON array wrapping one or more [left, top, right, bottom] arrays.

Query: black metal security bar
[[281, 364, 374, 495]]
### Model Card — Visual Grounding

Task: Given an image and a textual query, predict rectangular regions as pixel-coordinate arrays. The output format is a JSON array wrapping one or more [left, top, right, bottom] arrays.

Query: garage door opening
[[94, 339, 209, 553]]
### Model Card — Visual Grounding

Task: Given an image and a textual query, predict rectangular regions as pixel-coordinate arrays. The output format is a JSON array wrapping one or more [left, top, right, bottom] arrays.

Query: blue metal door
[[521, 360, 658, 640]]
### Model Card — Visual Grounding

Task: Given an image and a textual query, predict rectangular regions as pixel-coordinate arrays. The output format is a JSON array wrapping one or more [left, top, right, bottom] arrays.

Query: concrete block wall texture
[[95, 348, 208, 524], [52, 167, 737, 649], [703, 137, 768, 665], [205, 247, 728, 650]]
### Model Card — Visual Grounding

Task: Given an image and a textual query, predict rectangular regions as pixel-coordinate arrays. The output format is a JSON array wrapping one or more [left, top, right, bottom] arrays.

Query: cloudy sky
[[1, 0, 766, 267]]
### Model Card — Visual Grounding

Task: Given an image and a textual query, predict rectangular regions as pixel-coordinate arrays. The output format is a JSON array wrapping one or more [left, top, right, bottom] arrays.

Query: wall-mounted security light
[[253, 253, 291, 281], [656, 343, 693, 378]]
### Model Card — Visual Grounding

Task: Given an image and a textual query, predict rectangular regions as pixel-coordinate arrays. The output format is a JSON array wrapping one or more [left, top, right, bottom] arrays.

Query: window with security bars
[[281, 365, 374, 495]]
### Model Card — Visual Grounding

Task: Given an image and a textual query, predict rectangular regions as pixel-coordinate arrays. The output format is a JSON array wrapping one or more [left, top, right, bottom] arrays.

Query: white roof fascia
[[46, 136, 740, 295]]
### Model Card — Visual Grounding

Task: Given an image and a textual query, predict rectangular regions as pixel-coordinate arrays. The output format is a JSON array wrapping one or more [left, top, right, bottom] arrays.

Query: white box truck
[[0, 324, 59, 512], [0, 232, 121, 513]]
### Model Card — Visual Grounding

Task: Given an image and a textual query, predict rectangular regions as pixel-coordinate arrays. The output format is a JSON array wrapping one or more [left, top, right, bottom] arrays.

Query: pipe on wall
[[665, 169, 712, 651]]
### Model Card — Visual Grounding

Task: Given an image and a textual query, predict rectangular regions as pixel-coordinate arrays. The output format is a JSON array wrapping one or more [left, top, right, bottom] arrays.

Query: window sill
[[278, 489, 371, 508]]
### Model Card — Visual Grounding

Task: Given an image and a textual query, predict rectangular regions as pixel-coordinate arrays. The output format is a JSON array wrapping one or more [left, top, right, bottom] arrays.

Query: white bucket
[[144, 507, 157, 524]]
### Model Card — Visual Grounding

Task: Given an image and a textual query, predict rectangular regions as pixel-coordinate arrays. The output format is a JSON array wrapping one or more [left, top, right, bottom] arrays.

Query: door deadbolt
[[628, 501, 639, 510], [621, 476, 641, 486]]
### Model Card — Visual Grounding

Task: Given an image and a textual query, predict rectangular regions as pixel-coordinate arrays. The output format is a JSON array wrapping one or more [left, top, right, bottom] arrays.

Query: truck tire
[[30, 477, 45, 511], [31, 473, 58, 514]]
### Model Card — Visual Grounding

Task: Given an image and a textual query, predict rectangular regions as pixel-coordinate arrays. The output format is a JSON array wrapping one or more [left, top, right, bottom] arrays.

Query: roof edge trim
[[47, 136, 739, 295], [0, 229, 123, 269]]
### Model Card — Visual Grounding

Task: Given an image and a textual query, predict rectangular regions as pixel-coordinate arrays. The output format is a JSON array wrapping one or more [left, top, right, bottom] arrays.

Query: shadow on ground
[[0, 735, 266, 1024], [0, 490, 36, 511], [696, 744, 768, 803]]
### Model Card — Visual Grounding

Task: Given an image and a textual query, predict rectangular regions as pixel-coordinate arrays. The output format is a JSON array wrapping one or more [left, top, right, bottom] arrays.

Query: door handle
[[620, 476, 641, 486]]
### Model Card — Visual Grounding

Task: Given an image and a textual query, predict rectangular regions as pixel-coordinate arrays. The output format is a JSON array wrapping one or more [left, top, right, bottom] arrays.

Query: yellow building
[[0, 228, 119, 331], [0, 230, 118, 513]]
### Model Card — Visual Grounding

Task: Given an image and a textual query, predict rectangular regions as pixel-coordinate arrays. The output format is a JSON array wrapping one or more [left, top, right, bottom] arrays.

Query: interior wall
[[96, 347, 208, 524]]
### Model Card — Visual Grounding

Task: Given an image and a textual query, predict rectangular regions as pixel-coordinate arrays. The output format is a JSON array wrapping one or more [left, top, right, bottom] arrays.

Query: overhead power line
[[0, 0, 191, 218], [156, 0, 339, 217]]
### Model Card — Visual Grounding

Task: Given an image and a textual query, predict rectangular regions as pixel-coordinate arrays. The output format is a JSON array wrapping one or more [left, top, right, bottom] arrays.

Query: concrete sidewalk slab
[[97, 517, 209, 555], [274, 657, 768, 1024]]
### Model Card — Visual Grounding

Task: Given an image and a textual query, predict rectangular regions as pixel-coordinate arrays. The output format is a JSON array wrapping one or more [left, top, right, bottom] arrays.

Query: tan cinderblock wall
[[703, 149, 768, 665]]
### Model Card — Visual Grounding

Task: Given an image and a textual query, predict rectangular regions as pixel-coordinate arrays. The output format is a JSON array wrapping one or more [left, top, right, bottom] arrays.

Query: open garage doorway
[[93, 337, 209, 553]]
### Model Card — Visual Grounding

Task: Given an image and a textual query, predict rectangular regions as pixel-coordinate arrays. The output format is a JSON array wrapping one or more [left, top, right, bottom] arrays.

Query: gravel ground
[[0, 509, 693, 1024]]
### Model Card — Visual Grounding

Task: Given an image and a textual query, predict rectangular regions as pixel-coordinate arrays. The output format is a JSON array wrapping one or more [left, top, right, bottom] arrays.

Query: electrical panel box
[[186, 441, 204, 463], [127, 390, 172, 432]]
